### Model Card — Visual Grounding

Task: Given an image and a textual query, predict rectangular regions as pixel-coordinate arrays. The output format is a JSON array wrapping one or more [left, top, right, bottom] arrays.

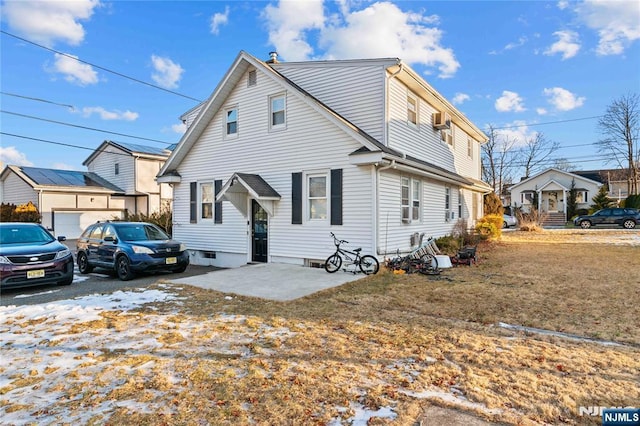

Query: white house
[[508, 168, 602, 218], [1, 141, 173, 238], [157, 51, 492, 268]]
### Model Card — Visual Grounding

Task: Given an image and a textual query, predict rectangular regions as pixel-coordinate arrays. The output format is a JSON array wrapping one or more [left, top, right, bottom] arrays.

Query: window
[[401, 177, 421, 223], [225, 108, 238, 136], [114, 163, 119, 175], [103, 225, 116, 241], [467, 138, 473, 158], [576, 191, 588, 203], [412, 180, 421, 221], [201, 182, 213, 219], [458, 189, 463, 218], [89, 224, 103, 239], [308, 175, 327, 220], [270, 94, 285, 129], [521, 192, 534, 204], [407, 92, 418, 126]]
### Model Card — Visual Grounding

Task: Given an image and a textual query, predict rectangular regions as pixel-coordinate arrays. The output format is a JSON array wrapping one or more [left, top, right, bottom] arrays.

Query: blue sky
[[1, 0, 639, 180]]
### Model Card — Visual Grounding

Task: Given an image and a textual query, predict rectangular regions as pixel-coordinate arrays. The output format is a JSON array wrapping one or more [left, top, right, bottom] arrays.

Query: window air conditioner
[[445, 133, 453, 145], [433, 111, 451, 130]]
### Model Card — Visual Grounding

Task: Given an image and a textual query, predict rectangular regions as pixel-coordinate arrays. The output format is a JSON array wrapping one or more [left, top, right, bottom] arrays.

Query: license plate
[[165, 257, 177, 265], [27, 269, 45, 279]]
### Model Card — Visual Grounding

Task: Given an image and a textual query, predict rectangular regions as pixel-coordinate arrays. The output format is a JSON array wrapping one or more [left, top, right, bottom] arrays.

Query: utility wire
[[1, 110, 175, 145], [1, 30, 204, 103], [488, 115, 604, 130], [1, 132, 137, 159], [1, 91, 75, 110]]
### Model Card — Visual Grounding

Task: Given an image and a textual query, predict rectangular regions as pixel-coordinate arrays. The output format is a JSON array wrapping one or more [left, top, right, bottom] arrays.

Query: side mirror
[[57, 236, 67, 242], [104, 236, 117, 243]]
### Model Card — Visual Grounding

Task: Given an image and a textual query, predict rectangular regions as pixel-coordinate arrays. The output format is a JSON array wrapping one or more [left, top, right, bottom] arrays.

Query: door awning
[[216, 172, 281, 216]]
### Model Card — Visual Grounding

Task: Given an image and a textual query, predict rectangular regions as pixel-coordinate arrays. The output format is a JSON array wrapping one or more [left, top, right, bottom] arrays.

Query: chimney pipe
[[267, 51, 278, 63]]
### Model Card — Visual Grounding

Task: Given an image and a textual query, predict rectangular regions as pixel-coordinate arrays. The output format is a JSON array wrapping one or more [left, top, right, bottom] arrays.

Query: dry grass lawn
[[2, 230, 638, 425]]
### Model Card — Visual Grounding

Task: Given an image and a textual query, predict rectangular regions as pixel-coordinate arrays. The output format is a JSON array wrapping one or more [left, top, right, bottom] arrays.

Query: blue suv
[[77, 221, 189, 281]]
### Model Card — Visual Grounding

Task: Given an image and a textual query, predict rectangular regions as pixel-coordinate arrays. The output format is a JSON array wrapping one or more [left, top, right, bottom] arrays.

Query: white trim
[[269, 92, 287, 131], [306, 171, 329, 221], [224, 105, 239, 139]]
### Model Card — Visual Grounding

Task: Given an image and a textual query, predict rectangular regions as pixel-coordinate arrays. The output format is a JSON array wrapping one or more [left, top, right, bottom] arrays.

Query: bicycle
[[386, 237, 440, 275], [324, 232, 380, 275]]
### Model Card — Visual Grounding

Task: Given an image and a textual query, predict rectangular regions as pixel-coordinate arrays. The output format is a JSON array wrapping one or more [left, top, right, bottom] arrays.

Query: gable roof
[[509, 168, 602, 192], [83, 140, 173, 166], [2, 165, 124, 193]]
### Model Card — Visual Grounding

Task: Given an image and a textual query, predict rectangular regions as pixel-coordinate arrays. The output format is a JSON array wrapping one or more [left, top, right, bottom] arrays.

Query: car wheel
[[622, 219, 636, 229], [77, 252, 93, 274], [116, 255, 135, 281], [58, 276, 73, 286], [580, 220, 591, 229], [503, 221, 508, 229]]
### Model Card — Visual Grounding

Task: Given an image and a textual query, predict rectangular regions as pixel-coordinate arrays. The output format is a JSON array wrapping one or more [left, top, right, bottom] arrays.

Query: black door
[[252, 200, 268, 263]]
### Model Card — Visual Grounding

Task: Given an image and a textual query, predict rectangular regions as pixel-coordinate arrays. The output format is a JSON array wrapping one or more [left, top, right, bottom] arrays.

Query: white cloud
[[1, 0, 100, 47], [495, 91, 526, 113], [452, 93, 470, 105], [210, 6, 229, 35], [81, 106, 139, 121], [0, 146, 33, 166], [574, 0, 640, 55], [557, 1, 569, 10], [495, 121, 539, 147], [543, 87, 586, 111], [172, 123, 187, 134], [52, 53, 98, 85], [536, 107, 548, 115], [51, 162, 77, 170], [151, 55, 184, 89], [544, 30, 581, 59], [263, 1, 460, 78]]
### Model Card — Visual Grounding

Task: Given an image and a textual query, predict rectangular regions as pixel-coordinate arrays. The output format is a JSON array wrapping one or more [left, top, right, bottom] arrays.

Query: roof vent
[[267, 51, 278, 63]]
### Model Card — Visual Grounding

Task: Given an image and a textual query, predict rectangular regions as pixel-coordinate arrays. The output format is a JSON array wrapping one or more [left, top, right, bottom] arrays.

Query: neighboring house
[[508, 168, 602, 218], [0, 165, 126, 238], [574, 168, 640, 204], [157, 51, 492, 268], [1, 141, 173, 238], [83, 140, 174, 215]]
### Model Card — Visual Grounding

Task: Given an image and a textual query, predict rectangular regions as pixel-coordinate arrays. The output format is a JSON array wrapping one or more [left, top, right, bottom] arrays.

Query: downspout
[[375, 160, 396, 257], [384, 60, 403, 147]]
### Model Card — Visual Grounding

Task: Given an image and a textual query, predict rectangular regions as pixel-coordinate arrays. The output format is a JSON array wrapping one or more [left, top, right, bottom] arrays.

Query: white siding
[[173, 69, 375, 265], [87, 146, 136, 194], [386, 78, 483, 181], [1, 172, 38, 206], [274, 63, 387, 141]]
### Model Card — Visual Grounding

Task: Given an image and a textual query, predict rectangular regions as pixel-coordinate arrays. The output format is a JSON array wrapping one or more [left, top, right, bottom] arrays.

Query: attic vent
[[248, 70, 257, 87]]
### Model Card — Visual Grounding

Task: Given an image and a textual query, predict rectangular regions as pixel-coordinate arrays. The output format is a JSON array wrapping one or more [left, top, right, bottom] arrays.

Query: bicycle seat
[[354, 248, 362, 252]]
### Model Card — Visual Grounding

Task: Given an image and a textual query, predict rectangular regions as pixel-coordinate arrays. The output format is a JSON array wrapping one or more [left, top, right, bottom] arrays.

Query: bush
[[484, 192, 504, 215], [516, 209, 546, 232], [1, 202, 41, 223], [625, 194, 640, 209], [121, 203, 173, 236], [475, 214, 502, 239]]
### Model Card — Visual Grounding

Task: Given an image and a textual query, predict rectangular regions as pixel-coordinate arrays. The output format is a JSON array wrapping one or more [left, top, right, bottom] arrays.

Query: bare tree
[[521, 132, 560, 178], [551, 158, 576, 172], [596, 93, 639, 195], [481, 124, 518, 194]]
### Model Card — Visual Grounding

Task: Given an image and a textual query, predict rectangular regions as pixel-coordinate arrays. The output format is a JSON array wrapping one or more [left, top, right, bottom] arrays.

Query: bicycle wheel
[[418, 254, 439, 275], [324, 254, 342, 273], [359, 255, 380, 275]]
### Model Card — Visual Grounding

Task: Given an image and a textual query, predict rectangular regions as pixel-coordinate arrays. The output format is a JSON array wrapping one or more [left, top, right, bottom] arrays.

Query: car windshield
[[115, 224, 169, 241], [0, 225, 54, 245]]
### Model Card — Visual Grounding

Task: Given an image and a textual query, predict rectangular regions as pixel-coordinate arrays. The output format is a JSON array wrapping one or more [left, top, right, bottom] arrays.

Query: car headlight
[[0, 255, 10, 264], [132, 245, 155, 254], [179, 243, 186, 252], [55, 249, 71, 260]]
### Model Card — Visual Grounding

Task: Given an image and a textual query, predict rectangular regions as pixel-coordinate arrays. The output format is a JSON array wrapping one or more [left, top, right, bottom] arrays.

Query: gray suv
[[573, 208, 640, 229]]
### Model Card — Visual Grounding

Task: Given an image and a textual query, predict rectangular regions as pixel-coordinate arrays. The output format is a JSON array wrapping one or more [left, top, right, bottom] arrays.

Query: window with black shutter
[[214, 180, 223, 224], [330, 169, 343, 225], [189, 182, 197, 223]]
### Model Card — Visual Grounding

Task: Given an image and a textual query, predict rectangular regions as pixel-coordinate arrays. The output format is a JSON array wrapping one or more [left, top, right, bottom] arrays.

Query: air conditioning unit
[[433, 111, 451, 130], [445, 133, 453, 145], [445, 210, 455, 222]]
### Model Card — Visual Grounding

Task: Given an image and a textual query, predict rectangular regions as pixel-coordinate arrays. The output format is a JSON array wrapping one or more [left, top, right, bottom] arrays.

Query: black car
[[573, 208, 640, 229], [76, 221, 189, 281], [0, 222, 74, 289]]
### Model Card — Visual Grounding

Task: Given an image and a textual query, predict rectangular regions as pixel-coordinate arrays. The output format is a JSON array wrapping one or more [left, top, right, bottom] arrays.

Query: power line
[[1, 30, 204, 103], [489, 115, 604, 130], [1, 110, 174, 145], [0, 132, 136, 159], [1, 91, 75, 110]]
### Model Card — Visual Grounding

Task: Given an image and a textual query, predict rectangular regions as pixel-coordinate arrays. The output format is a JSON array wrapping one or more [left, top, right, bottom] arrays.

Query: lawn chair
[[451, 245, 477, 266]]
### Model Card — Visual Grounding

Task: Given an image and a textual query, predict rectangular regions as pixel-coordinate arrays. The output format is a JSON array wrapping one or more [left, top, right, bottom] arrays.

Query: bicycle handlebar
[[330, 232, 348, 245]]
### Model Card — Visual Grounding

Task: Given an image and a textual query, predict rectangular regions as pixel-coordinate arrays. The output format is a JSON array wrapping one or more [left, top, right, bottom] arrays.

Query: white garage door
[[53, 210, 124, 239]]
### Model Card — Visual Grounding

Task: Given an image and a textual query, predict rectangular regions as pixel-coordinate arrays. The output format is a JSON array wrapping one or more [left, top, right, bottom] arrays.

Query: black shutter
[[292, 172, 302, 224], [331, 169, 343, 225], [189, 182, 197, 223], [214, 179, 222, 224]]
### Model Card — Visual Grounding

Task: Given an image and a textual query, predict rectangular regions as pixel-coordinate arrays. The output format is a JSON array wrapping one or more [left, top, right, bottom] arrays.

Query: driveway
[[168, 262, 368, 301]]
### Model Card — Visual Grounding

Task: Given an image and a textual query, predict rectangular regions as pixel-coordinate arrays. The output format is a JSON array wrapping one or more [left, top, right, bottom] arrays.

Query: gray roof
[[19, 166, 124, 192], [108, 141, 173, 156], [236, 173, 281, 198]]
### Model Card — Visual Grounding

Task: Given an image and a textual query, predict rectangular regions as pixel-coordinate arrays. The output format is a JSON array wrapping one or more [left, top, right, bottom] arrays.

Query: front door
[[547, 192, 558, 212], [251, 200, 268, 263]]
